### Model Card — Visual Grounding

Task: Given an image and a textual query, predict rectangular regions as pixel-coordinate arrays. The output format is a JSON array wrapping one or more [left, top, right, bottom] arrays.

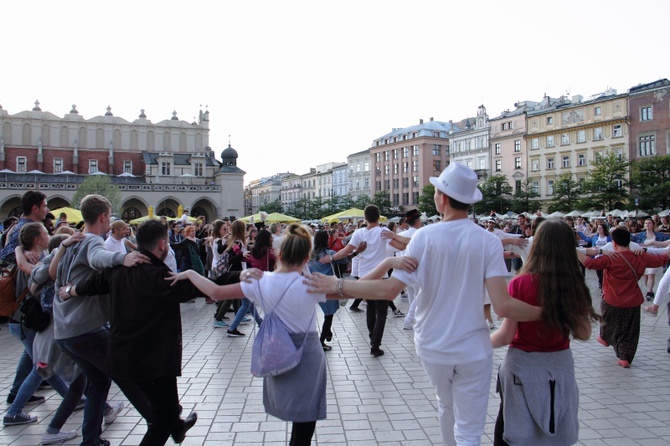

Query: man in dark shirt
[[62, 220, 198, 445]]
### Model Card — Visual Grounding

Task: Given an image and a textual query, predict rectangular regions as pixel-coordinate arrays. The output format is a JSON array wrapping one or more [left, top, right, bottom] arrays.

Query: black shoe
[[226, 329, 245, 337], [6, 394, 45, 405], [95, 438, 110, 446], [326, 331, 333, 342], [172, 412, 198, 444], [350, 306, 362, 312], [370, 348, 384, 357], [646, 292, 655, 302]]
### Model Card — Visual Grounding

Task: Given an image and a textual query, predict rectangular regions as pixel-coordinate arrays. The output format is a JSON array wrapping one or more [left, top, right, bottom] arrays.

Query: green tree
[[371, 191, 393, 216], [547, 174, 581, 213], [510, 179, 540, 214], [286, 197, 310, 220], [307, 196, 325, 219], [629, 155, 670, 211], [474, 175, 513, 215], [418, 184, 437, 216], [259, 198, 282, 214], [353, 194, 371, 210], [72, 175, 121, 216], [579, 152, 629, 211]]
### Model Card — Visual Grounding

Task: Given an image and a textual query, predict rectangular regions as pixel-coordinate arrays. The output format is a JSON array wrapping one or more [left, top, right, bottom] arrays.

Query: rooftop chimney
[[419, 119, 424, 124], [430, 117, 434, 122]]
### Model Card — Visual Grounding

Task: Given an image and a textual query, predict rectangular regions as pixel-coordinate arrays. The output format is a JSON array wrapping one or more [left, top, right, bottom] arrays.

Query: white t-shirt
[[397, 226, 418, 255], [349, 226, 391, 277], [104, 236, 126, 254], [240, 271, 325, 333], [393, 219, 508, 365], [272, 234, 284, 255]]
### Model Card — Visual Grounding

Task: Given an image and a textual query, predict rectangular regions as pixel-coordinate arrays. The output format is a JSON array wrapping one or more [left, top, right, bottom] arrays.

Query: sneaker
[[6, 394, 45, 405], [3, 412, 38, 426], [212, 319, 228, 328], [74, 398, 86, 411], [226, 329, 245, 337], [41, 430, 78, 445], [646, 292, 655, 302], [403, 325, 414, 331], [104, 402, 124, 425], [393, 309, 404, 317], [349, 306, 362, 312], [95, 439, 111, 446]]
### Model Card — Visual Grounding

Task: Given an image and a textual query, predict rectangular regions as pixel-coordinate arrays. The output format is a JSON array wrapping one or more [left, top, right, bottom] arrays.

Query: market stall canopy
[[239, 212, 301, 224], [321, 208, 387, 224], [50, 207, 83, 223]]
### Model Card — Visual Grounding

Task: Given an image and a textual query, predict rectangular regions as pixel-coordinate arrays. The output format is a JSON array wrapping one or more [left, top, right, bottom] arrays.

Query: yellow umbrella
[[239, 212, 300, 224], [129, 215, 161, 225], [50, 207, 83, 223], [321, 208, 387, 223]]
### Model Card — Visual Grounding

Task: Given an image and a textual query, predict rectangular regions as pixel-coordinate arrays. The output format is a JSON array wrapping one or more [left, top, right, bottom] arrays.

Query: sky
[[2, 0, 669, 184]]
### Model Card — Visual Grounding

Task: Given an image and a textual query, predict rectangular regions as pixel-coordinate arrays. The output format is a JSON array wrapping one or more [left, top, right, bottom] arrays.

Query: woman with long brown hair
[[213, 219, 246, 328], [491, 219, 599, 445]]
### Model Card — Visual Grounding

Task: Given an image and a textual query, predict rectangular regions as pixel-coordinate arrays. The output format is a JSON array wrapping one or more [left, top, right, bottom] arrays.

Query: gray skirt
[[263, 332, 327, 422]]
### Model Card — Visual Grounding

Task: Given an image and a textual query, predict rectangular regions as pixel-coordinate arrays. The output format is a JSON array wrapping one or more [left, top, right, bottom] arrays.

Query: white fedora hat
[[429, 162, 482, 204]]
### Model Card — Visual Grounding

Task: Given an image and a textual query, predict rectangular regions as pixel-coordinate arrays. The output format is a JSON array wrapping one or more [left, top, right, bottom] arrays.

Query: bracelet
[[336, 278, 344, 297]]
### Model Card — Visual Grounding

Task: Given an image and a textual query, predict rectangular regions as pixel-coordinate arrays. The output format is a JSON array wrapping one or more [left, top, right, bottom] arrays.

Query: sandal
[[322, 344, 332, 351], [643, 306, 658, 317]]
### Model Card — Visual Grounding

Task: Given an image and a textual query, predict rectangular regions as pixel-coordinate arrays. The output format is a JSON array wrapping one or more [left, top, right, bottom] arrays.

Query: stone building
[[627, 78, 670, 161], [0, 102, 244, 221]]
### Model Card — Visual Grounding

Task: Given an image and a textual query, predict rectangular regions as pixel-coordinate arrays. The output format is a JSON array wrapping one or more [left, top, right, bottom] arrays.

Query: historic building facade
[[346, 149, 371, 201], [627, 79, 670, 161], [0, 102, 245, 221], [525, 91, 629, 201], [449, 105, 490, 180], [370, 118, 456, 211]]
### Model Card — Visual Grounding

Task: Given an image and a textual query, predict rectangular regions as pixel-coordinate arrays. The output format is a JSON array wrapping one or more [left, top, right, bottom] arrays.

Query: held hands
[[240, 268, 263, 282], [62, 231, 85, 248], [356, 241, 368, 254], [303, 272, 339, 294], [123, 251, 151, 267]]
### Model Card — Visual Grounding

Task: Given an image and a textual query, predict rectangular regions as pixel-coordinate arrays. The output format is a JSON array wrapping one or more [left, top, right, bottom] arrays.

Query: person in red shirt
[[577, 226, 669, 368], [491, 220, 598, 445]]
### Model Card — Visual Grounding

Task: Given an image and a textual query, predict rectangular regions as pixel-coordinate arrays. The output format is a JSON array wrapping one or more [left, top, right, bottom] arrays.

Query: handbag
[[19, 293, 51, 333], [0, 264, 20, 317], [250, 276, 314, 377]]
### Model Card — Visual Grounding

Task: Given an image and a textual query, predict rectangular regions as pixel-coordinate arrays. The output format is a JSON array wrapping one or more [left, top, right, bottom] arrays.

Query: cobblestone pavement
[[2, 268, 670, 445]]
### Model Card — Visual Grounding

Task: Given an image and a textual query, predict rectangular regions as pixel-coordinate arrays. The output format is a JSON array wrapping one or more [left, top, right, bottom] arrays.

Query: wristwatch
[[65, 285, 73, 297]]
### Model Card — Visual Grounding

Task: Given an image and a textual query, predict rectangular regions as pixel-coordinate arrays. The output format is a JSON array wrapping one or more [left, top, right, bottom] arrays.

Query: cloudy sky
[[3, 0, 668, 183]]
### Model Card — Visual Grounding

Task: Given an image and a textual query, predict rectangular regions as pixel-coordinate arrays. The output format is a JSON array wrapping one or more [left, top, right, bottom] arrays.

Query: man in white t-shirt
[[311, 163, 542, 445], [324, 205, 403, 357], [104, 219, 134, 254]]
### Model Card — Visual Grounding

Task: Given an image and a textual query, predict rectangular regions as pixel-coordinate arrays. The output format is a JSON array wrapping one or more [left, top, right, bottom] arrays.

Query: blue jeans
[[8, 323, 69, 415], [229, 298, 262, 331], [8, 330, 33, 400], [57, 328, 112, 446]]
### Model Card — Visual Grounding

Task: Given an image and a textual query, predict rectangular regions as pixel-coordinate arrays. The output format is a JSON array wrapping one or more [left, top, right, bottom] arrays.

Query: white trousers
[[421, 356, 492, 446]]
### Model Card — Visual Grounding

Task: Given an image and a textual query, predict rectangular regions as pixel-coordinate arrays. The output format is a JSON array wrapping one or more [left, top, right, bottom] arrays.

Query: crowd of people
[[2, 166, 670, 445]]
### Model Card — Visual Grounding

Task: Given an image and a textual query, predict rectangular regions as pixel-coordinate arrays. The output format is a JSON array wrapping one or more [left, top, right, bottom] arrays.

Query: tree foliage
[[474, 175, 513, 215], [629, 155, 670, 211], [371, 191, 394, 216], [417, 184, 437, 216], [510, 179, 540, 214], [72, 175, 121, 215], [578, 152, 629, 211], [547, 174, 581, 213], [259, 198, 282, 214]]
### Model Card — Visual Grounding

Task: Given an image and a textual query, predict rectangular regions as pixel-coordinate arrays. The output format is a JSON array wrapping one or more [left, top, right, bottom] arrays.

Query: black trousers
[[134, 376, 182, 446], [289, 421, 316, 446], [366, 300, 388, 349]]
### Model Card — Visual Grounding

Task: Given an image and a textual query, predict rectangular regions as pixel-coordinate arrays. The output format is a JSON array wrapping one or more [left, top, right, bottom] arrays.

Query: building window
[[123, 161, 132, 174], [547, 157, 554, 169], [433, 145, 440, 155], [384, 179, 390, 189], [562, 155, 570, 168], [515, 157, 521, 169], [376, 181, 381, 191], [531, 139, 539, 150], [547, 116, 553, 125], [194, 162, 203, 176], [393, 164, 399, 175], [546, 135, 554, 147], [515, 180, 521, 192], [376, 153, 381, 163], [17, 156, 27, 173], [393, 193, 399, 206], [89, 159, 98, 174], [561, 133, 570, 145], [433, 160, 441, 171], [413, 146, 419, 156], [402, 192, 409, 205], [531, 181, 539, 194], [639, 135, 656, 157], [364, 161, 369, 171], [402, 177, 409, 188], [594, 106, 602, 116], [161, 161, 170, 175], [494, 143, 501, 155], [413, 191, 419, 204], [413, 160, 419, 172], [548, 180, 554, 195], [641, 106, 653, 121], [413, 176, 419, 187], [613, 124, 622, 138], [403, 147, 409, 158], [54, 158, 63, 174], [593, 127, 603, 141], [495, 160, 502, 171], [403, 162, 409, 173], [384, 151, 390, 161], [384, 165, 390, 175], [393, 178, 399, 189], [515, 140, 521, 152], [577, 130, 586, 143], [578, 154, 586, 166], [531, 159, 540, 171], [393, 149, 399, 160]]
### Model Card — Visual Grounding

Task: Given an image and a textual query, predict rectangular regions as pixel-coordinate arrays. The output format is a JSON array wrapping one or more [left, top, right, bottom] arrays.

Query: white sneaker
[[104, 402, 124, 425], [41, 430, 78, 445]]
